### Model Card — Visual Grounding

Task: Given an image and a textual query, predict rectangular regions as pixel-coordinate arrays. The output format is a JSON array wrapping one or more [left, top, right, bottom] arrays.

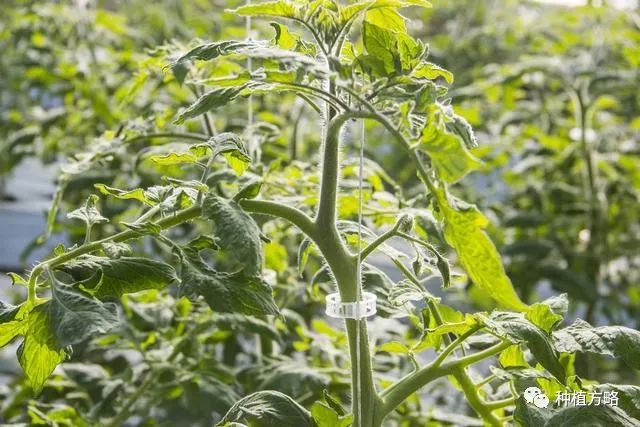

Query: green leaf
[[47, 282, 119, 347], [514, 396, 640, 427], [412, 61, 454, 83], [552, 319, 640, 370], [341, 0, 431, 26], [175, 86, 248, 124], [311, 402, 352, 427], [234, 178, 262, 201], [175, 40, 267, 65], [378, 341, 411, 354], [219, 390, 313, 427], [526, 303, 563, 333], [478, 311, 565, 383], [101, 242, 132, 259], [420, 105, 482, 183], [0, 300, 20, 323], [0, 318, 24, 348], [67, 195, 107, 227], [18, 305, 67, 394], [60, 256, 178, 299], [388, 279, 434, 306], [202, 194, 263, 275], [297, 238, 313, 277], [94, 184, 152, 205], [594, 384, 640, 419], [179, 248, 278, 316], [229, 1, 298, 19], [434, 187, 528, 312]]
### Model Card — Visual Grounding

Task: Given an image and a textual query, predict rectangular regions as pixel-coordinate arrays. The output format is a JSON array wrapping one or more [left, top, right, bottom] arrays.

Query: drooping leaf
[[412, 61, 454, 84], [94, 184, 153, 205], [175, 86, 248, 124], [60, 256, 178, 299], [202, 194, 263, 275], [18, 305, 67, 394], [478, 311, 565, 383], [207, 133, 252, 175], [219, 390, 313, 427], [229, 1, 298, 19], [179, 248, 278, 316], [47, 282, 119, 347], [420, 105, 482, 183], [552, 319, 640, 370], [434, 187, 528, 312]]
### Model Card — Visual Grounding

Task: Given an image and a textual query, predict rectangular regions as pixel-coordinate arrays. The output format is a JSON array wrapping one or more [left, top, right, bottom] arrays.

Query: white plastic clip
[[325, 292, 377, 319]]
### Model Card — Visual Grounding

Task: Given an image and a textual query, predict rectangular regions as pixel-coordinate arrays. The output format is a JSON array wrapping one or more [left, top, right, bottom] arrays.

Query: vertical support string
[[354, 94, 366, 427]]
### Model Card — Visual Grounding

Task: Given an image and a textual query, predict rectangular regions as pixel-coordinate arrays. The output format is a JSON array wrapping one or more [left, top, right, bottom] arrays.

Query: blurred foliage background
[[0, 0, 638, 425]]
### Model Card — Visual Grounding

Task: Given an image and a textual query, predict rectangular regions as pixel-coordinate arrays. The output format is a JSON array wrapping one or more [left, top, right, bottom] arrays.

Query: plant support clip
[[325, 292, 377, 319]]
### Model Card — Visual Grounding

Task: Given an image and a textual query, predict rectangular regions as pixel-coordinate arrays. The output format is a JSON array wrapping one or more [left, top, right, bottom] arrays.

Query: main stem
[[316, 112, 382, 426]]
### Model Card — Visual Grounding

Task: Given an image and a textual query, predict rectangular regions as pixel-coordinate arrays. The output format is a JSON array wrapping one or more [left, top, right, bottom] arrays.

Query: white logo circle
[[533, 394, 550, 408], [524, 386, 543, 404]]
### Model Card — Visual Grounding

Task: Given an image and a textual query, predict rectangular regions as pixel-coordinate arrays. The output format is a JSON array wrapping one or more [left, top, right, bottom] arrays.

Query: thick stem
[[314, 110, 382, 426]]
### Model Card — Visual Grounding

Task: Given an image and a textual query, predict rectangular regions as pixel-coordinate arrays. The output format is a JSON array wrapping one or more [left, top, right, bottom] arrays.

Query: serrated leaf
[[94, 184, 152, 205], [434, 187, 528, 312], [176, 86, 248, 124], [179, 248, 278, 316], [219, 390, 313, 427], [47, 282, 119, 347], [18, 305, 67, 394], [101, 242, 132, 259], [150, 151, 200, 166], [388, 279, 433, 306], [420, 105, 482, 183], [412, 62, 454, 83], [478, 311, 565, 383], [202, 194, 263, 275], [552, 319, 640, 370], [526, 303, 563, 333], [60, 256, 178, 299], [67, 195, 107, 227]]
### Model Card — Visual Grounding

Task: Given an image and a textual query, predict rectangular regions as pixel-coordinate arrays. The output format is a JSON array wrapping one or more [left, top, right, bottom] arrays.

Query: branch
[[28, 205, 202, 296], [239, 199, 317, 241]]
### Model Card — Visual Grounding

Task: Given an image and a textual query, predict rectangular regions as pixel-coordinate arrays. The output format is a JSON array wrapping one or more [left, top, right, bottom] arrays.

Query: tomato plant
[[1, 1, 640, 426]]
